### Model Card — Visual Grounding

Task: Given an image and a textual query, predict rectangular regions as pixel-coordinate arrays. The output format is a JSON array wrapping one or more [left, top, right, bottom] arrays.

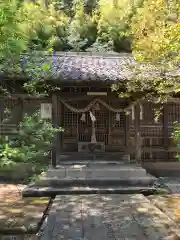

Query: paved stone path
[[40, 194, 180, 240]]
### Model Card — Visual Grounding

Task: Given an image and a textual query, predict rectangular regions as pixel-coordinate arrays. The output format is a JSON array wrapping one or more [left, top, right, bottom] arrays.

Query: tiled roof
[[51, 52, 135, 82], [21, 52, 180, 83]]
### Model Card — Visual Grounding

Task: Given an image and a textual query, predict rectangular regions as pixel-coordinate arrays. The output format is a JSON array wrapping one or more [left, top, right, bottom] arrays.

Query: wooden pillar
[[125, 112, 130, 157], [58, 97, 62, 152], [51, 94, 58, 168], [163, 104, 169, 161], [135, 103, 141, 163]]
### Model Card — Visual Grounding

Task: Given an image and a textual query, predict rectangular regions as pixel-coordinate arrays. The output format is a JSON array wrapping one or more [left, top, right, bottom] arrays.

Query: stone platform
[[23, 162, 159, 196], [36, 163, 156, 186]]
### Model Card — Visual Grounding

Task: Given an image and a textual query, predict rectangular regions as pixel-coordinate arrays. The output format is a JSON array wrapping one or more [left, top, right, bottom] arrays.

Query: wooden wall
[[129, 102, 180, 162], [1, 94, 180, 162]]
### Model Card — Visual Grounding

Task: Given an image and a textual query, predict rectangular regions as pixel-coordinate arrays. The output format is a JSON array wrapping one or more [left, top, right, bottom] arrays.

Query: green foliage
[[0, 143, 18, 166], [132, 0, 180, 65], [67, 0, 97, 51], [20, 0, 98, 51], [0, 0, 28, 73], [20, 2, 70, 51], [95, 0, 143, 52], [1, 0, 179, 59], [113, 0, 180, 104], [0, 0, 53, 95], [16, 0, 142, 52], [0, 111, 63, 166]]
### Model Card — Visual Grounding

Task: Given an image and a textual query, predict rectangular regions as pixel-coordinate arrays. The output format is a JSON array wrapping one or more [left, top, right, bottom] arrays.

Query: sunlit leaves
[[0, 0, 28, 71], [114, 0, 180, 104], [95, 0, 143, 51], [131, 0, 180, 65]]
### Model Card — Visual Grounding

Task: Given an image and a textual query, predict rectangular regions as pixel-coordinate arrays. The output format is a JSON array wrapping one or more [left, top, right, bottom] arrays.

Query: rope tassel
[[140, 104, 143, 120], [89, 111, 96, 122], [132, 105, 135, 121], [80, 113, 86, 122]]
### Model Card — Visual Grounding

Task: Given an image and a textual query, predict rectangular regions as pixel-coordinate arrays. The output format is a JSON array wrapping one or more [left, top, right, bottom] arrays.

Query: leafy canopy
[[132, 0, 180, 65], [113, 0, 180, 103], [0, 0, 28, 72]]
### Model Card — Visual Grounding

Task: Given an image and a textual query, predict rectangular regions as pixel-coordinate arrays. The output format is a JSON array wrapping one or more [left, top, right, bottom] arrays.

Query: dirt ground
[[0, 184, 26, 201], [0, 184, 50, 234], [148, 194, 180, 225]]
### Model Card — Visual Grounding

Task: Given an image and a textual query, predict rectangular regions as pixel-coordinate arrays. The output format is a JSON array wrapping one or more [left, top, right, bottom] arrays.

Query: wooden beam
[[0, 94, 48, 99], [134, 103, 141, 163], [51, 94, 58, 168], [58, 92, 119, 100]]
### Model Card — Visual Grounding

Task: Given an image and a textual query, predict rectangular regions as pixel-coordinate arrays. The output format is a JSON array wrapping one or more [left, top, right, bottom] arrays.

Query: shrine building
[[1, 52, 180, 166]]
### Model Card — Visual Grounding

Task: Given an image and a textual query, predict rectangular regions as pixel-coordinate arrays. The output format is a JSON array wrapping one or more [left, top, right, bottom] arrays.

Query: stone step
[[58, 160, 136, 165], [35, 175, 156, 187], [22, 185, 167, 197], [46, 167, 147, 178], [58, 153, 127, 161]]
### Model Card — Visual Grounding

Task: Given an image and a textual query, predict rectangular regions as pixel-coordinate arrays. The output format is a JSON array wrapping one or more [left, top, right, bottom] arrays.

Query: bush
[[0, 111, 63, 167]]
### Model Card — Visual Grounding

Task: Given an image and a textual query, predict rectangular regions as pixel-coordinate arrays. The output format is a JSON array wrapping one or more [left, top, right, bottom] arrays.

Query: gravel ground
[[157, 177, 180, 193]]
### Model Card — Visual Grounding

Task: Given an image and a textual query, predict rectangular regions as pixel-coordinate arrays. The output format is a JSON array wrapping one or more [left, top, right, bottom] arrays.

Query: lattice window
[[168, 103, 180, 124], [111, 112, 125, 128], [141, 103, 154, 124], [63, 106, 78, 141], [78, 110, 92, 142], [64, 110, 78, 127], [62, 105, 78, 152], [95, 109, 109, 145], [95, 110, 109, 129]]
